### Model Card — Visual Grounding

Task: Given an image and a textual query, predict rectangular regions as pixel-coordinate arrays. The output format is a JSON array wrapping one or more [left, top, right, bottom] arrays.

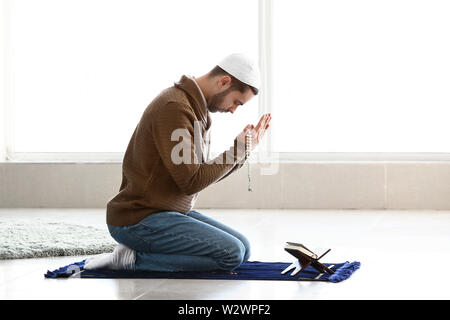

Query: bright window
[[8, 0, 450, 160], [272, 0, 450, 153], [7, 0, 258, 155]]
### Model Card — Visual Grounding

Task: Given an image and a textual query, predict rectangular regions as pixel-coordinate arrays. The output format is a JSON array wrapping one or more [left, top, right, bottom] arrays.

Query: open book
[[284, 242, 318, 259], [282, 242, 334, 275]]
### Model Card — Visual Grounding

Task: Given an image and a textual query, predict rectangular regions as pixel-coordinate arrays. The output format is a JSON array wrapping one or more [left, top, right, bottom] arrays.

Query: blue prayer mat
[[45, 260, 360, 283]]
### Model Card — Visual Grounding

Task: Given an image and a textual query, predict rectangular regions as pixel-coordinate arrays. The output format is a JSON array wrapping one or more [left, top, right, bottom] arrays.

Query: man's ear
[[218, 75, 232, 90]]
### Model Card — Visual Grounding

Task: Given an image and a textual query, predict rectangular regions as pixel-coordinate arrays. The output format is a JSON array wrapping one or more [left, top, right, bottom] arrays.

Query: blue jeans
[[107, 210, 251, 272]]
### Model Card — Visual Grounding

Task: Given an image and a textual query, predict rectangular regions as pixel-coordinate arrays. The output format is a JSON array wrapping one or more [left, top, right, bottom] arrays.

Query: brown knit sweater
[[106, 75, 246, 226]]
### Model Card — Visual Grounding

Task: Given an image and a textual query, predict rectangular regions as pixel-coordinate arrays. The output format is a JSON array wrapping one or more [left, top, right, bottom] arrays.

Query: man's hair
[[208, 66, 259, 96]]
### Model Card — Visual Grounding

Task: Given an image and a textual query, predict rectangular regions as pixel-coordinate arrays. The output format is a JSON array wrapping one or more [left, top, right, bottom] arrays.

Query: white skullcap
[[218, 53, 260, 90]]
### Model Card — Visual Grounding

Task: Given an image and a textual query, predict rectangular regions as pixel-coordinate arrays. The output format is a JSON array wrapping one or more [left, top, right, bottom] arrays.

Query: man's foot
[[84, 244, 135, 271]]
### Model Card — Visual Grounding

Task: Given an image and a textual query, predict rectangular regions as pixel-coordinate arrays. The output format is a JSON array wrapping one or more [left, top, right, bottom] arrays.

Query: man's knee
[[240, 235, 251, 263], [216, 239, 246, 271]]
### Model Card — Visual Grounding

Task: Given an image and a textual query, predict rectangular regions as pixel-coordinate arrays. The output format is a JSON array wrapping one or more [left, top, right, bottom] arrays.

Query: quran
[[281, 242, 335, 276]]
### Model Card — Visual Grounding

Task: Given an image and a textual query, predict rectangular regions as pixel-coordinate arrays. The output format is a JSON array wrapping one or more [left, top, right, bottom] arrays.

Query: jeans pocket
[[112, 223, 153, 253]]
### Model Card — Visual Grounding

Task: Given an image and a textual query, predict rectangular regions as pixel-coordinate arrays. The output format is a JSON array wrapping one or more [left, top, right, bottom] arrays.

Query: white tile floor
[[1, 208, 450, 300]]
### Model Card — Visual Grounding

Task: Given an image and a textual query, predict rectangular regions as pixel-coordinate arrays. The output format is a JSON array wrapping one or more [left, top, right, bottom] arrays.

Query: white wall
[[1, 162, 450, 210], [0, 1, 5, 161]]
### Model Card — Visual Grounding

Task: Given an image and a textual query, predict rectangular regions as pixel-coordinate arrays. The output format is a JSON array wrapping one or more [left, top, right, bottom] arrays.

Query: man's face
[[207, 87, 255, 114]]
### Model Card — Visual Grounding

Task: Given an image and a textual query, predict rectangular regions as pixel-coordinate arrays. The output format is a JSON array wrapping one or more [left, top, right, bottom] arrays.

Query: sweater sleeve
[[152, 102, 246, 195], [216, 154, 246, 183]]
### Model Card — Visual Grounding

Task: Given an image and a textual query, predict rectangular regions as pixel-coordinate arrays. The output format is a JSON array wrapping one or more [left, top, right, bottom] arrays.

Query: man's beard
[[207, 88, 232, 113]]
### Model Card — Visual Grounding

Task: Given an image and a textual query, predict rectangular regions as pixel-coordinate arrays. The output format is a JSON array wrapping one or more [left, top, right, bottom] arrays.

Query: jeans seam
[[144, 228, 232, 261], [161, 231, 235, 268], [184, 211, 232, 257]]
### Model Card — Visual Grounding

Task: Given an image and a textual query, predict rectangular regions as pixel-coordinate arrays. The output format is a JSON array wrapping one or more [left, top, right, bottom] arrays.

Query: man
[[85, 53, 271, 272]]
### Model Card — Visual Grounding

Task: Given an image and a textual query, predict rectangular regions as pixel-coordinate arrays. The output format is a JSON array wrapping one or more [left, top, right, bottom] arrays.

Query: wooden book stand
[[281, 242, 335, 276]]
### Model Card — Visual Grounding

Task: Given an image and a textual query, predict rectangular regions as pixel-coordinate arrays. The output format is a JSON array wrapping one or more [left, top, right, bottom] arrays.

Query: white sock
[[84, 244, 135, 271], [84, 253, 113, 270], [111, 243, 135, 270]]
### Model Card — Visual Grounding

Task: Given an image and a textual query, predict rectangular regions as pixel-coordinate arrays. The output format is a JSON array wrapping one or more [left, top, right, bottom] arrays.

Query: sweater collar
[[174, 75, 211, 130], [190, 76, 208, 109]]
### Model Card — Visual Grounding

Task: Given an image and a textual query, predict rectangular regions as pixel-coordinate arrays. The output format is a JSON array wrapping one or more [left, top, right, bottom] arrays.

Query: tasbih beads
[[245, 130, 253, 192]]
